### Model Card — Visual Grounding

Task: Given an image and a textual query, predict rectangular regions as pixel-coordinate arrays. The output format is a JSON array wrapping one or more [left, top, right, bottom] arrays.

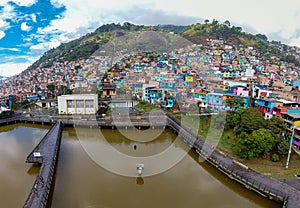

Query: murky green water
[[50, 127, 281, 208]]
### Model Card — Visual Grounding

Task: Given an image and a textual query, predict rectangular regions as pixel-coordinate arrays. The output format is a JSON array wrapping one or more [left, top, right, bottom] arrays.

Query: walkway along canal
[[0, 114, 299, 207], [23, 120, 62, 208], [167, 114, 300, 208]]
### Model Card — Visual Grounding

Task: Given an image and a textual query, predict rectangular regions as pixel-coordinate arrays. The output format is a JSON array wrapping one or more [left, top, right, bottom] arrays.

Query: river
[[51, 127, 281, 208], [0, 124, 49, 207], [0, 124, 281, 207]]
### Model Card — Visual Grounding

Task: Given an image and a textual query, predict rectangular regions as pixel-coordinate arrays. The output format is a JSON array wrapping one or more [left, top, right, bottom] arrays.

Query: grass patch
[[135, 101, 160, 113], [179, 114, 300, 178]]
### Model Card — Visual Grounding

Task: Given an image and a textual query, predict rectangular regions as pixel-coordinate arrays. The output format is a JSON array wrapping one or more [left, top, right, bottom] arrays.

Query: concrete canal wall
[[166, 114, 300, 208], [23, 121, 62, 208], [1, 114, 300, 208]]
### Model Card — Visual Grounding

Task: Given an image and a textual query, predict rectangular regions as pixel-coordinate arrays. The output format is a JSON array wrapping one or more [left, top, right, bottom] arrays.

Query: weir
[[23, 120, 62, 208]]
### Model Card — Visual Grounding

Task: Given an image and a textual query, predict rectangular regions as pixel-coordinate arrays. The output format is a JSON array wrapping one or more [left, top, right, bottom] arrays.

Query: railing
[[166, 114, 300, 208], [23, 121, 62, 208]]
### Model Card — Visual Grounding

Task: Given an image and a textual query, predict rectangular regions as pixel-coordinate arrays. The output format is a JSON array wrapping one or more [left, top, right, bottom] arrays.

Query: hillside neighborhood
[[1, 35, 300, 156]]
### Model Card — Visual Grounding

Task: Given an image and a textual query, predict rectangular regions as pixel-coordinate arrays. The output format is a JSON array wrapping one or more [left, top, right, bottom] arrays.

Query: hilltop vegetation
[[26, 20, 300, 71], [181, 20, 300, 66], [27, 23, 157, 70]]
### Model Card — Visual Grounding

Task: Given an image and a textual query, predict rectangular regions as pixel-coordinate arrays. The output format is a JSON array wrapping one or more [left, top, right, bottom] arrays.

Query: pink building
[[234, 87, 249, 97]]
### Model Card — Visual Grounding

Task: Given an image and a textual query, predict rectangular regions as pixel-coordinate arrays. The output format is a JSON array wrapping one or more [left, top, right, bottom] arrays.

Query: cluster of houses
[[0, 38, 300, 112], [1, 37, 300, 153]]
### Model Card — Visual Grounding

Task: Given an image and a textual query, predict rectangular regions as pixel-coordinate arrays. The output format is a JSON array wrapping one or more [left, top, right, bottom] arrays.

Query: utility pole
[[285, 125, 294, 169], [286, 121, 300, 168]]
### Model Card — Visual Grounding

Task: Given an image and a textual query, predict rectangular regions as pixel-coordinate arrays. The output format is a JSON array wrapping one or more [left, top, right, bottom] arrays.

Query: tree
[[91, 83, 99, 94], [252, 129, 276, 155], [233, 129, 275, 159], [255, 33, 268, 41], [212, 19, 218, 26], [238, 108, 265, 134], [47, 83, 55, 92], [204, 19, 210, 24], [226, 97, 245, 111], [60, 85, 72, 95], [265, 116, 286, 135], [225, 107, 245, 131], [226, 97, 234, 109], [232, 132, 255, 159], [224, 20, 231, 27], [276, 139, 289, 156]]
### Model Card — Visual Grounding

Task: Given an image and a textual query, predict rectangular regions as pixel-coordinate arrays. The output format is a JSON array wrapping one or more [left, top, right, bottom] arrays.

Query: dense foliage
[[226, 107, 288, 160], [25, 21, 300, 72], [0, 110, 14, 118]]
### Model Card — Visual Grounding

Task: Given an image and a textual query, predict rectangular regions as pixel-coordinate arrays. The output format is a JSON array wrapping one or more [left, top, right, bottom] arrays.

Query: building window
[[76, 100, 84, 108], [85, 100, 94, 108], [67, 100, 74, 108]]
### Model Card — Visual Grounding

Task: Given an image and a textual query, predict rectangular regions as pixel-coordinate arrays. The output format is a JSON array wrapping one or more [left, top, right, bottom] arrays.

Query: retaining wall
[[167, 114, 300, 208], [23, 121, 62, 208]]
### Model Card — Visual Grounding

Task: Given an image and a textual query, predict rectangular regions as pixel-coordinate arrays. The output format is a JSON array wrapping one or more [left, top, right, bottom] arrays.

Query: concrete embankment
[[166, 114, 300, 208], [1, 114, 299, 207], [23, 121, 62, 208]]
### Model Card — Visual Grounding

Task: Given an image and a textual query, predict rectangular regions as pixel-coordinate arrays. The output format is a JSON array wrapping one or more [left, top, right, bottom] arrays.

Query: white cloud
[[50, 0, 64, 8], [290, 37, 300, 47], [30, 40, 61, 52], [0, 31, 5, 40], [0, 19, 7, 28], [0, 47, 20, 51], [31, 14, 37, 23], [0, 0, 37, 7], [44, 0, 300, 47], [0, 62, 31, 77], [0, 53, 39, 77], [0, 3, 16, 20], [21, 22, 32, 32]]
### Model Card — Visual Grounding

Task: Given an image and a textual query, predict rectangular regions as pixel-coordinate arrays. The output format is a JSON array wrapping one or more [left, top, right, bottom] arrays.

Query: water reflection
[[26, 165, 40, 176], [136, 177, 144, 185], [52, 127, 281, 208], [0, 124, 49, 208]]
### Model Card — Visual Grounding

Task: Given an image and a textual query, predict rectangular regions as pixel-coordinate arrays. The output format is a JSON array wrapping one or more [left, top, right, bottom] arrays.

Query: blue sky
[[0, 0, 300, 77]]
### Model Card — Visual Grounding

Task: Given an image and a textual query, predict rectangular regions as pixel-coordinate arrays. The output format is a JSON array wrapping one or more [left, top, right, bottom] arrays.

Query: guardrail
[[166, 114, 300, 208], [23, 121, 62, 208], [2, 114, 299, 207]]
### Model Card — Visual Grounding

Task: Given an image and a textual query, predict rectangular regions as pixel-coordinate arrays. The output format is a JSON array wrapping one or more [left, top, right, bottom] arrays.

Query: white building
[[58, 94, 98, 115], [109, 100, 139, 108]]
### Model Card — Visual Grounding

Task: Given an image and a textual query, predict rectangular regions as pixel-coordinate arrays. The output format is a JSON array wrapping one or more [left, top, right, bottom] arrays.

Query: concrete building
[[58, 94, 98, 115], [109, 100, 139, 108]]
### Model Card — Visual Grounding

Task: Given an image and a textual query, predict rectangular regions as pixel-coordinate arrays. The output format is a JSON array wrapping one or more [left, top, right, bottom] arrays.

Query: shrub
[[0, 110, 14, 118], [276, 139, 289, 155], [271, 153, 280, 162]]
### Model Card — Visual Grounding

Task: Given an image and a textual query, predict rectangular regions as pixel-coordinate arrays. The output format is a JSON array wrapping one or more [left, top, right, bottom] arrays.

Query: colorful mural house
[[256, 97, 300, 119], [252, 85, 272, 99], [256, 98, 276, 119], [192, 89, 208, 112], [132, 84, 143, 100], [207, 93, 226, 112]]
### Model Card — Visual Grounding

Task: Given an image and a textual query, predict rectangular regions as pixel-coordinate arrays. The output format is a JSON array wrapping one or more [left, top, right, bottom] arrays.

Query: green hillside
[[180, 20, 300, 66], [27, 23, 157, 70], [26, 21, 300, 71]]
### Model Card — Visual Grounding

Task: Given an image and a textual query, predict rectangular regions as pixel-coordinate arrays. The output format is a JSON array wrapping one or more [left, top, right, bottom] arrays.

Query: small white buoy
[[136, 163, 144, 176]]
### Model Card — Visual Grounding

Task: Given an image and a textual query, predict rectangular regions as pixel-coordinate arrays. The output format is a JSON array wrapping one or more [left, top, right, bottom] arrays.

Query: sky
[[0, 0, 300, 77]]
